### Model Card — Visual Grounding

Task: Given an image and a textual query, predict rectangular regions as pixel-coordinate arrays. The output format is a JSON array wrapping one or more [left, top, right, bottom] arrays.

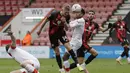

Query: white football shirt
[[69, 18, 85, 51], [7, 46, 38, 64]]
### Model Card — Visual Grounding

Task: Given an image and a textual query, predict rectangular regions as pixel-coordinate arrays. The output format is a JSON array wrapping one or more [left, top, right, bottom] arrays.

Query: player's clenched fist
[[7, 31, 13, 36], [61, 16, 66, 23]]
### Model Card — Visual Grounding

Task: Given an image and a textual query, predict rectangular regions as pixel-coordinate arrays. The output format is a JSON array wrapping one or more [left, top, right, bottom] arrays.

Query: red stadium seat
[[18, 4, 25, 8], [92, 1, 99, 7], [98, 2, 105, 8], [101, 12, 109, 18], [0, 0, 4, 5], [0, 10, 5, 16], [30, 3, 37, 8], [5, 9, 12, 15], [23, 0, 30, 6], [17, 0, 24, 6], [5, 4, 11, 10], [105, 2, 112, 7], [5, 0, 10, 6], [11, 0, 17, 5], [95, 12, 101, 18]]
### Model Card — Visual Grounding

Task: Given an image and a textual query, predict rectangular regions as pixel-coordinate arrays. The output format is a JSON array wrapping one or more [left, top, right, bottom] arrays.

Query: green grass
[[0, 59, 130, 73]]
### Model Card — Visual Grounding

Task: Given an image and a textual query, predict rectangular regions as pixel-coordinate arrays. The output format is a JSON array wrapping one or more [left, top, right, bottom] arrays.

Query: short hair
[[81, 8, 85, 15], [5, 44, 10, 52], [62, 3, 71, 11], [88, 10, 95, 14]]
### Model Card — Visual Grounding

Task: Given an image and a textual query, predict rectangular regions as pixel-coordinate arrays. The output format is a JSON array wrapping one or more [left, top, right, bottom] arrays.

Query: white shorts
[[70, 41, 82, 54], [20, 59, 40, 73]]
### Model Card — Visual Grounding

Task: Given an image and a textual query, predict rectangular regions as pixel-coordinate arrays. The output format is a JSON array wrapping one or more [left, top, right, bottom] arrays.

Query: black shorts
[[49, 31, 69, 48], [119, 38, 129, 46], [77, 44, 92, 57]]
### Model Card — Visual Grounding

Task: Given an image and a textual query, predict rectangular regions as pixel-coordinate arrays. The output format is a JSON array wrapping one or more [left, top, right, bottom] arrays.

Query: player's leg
[[84, 44, 98, 65], [49, 35, 65, 73], [116, 39, 129, 65], [77, 46, 89, 73], [59, 33, 83, 71], [21, 60, 39, 73], [123, 39, 130, 64], [63, 52, 71, 73]]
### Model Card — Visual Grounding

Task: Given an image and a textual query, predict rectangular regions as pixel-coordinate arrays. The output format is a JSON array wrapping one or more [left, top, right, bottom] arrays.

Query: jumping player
[[104, 16, 130, 65], [5, 31, 40, 73], [63, 4, 86, 73], [68, 10, 105, 73], [37, 4, 82, 73]]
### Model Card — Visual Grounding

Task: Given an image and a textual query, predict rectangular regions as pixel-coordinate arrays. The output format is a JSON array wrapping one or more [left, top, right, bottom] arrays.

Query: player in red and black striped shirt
[[104, 16, 130, 65]]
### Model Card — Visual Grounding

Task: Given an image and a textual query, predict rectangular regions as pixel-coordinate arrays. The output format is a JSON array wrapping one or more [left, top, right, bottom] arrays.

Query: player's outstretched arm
[[102, 23, 113, 32], [125, 24, 130, 33], [7, 31, 16, 47], [37, 18, 49, 35]]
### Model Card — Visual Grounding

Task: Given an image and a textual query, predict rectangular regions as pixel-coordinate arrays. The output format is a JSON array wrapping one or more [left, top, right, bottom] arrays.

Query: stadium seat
[[5, 9, 12, 15], [11, 0, 17, 5], [18, 0, 24, 6], [0, 10, 5, 16], [0, 0, 4, 5]]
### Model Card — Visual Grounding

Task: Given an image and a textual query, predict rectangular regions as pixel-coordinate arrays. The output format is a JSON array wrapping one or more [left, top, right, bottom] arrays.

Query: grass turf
[[0, 58, 129, 73]]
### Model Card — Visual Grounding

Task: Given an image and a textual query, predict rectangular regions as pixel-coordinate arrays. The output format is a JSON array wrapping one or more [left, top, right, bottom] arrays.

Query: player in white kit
[[5, 31, 40, 73], [62, 4, 85, 73]]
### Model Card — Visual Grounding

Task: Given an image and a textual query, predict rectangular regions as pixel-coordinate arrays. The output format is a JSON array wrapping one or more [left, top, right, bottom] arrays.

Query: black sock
[[68, 49, 78, 64], [85, 54, 97, 65], [70, 63, 77, 69], [125, 48, 129, 58], [56, 55, 62, 69], [121, 51, 125, 57]]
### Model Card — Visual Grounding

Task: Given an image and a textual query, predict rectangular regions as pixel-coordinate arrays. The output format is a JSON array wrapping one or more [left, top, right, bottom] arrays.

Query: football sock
[[85, 55, 97, 65], [68, 49, 78, 64], [25, 64, 38, 73], [56, 55, 62, 69], [69, 63, 77, 69]]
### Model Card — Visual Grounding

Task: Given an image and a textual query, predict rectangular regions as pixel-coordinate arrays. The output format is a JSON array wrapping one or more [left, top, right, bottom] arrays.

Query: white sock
[[25, 64, 36, 73], [63, 60, 70, 68], [81, 62, 86, 70], [127, 57, 130, 62], [117, 56, 122, 60]]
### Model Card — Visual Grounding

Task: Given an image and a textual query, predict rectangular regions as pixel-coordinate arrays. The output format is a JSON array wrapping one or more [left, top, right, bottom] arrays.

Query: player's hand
[[61, 16, 66, 23], [108, 23, 112, 28], [37, 31, 41, 36], [109, 37, 113, 43], [7, 31, 13, 36]]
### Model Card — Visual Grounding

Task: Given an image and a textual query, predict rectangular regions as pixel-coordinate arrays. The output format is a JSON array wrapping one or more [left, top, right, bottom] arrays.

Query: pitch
[[0, 59, 129, 73]]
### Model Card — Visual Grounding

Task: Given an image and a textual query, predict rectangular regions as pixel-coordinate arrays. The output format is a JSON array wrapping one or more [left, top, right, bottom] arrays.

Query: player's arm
[[7, 31, 16, 48], [125, 23, 130, 33], [37, 18, 49, 35], [37, 10, 57, 35], [102, 23, 114, 32], [64, 15, 70, 31]]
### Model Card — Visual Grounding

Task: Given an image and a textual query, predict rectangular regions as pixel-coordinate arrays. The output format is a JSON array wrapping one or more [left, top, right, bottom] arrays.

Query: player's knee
[[54, 47, 60, 55], [63, 52, 70, 61], [64, 43, 71, 51], [21, 60, 32, 68], [90, 48, 98, 56], [78, 57, 84, 64]]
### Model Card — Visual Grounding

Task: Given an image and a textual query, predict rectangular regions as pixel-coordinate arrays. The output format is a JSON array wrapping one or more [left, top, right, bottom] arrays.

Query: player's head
[[88, 10, 95, 20], [5, 44, 10, 52], [71, 4, 82, 19], [62, 3, 71, 17], [117, 16, 122, 21]]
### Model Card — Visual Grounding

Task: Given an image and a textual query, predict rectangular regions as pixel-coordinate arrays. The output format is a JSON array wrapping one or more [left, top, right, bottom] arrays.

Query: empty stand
[[0, 0, 123, 46]]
